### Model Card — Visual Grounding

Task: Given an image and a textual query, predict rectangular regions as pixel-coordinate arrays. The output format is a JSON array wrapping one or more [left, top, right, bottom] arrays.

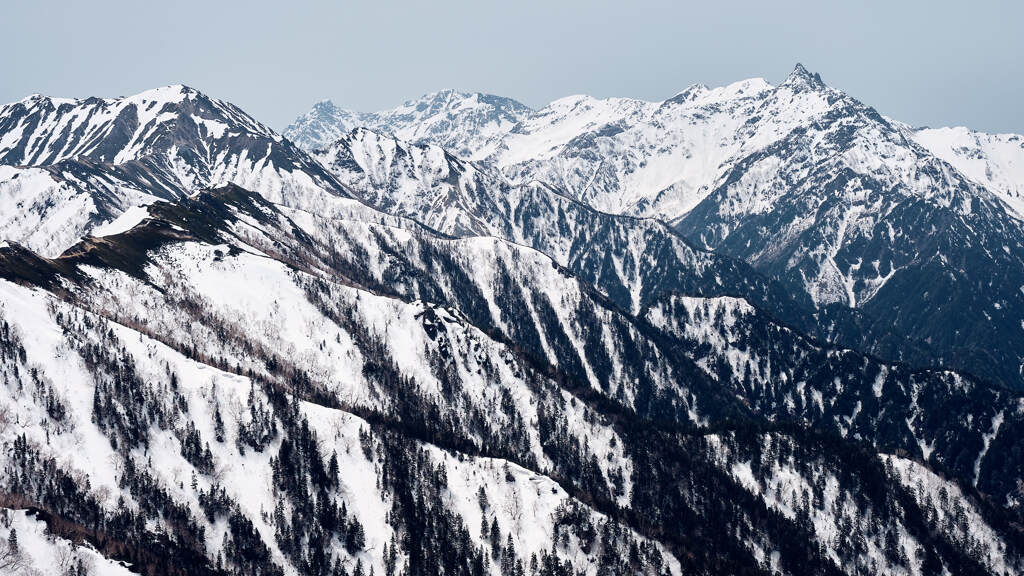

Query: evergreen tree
[[214, 402, 226, 443], [329, 451, 340, 487], [489, 518, 501, 557], [345, 518, 365, 553], [477, 486, 488, 511]]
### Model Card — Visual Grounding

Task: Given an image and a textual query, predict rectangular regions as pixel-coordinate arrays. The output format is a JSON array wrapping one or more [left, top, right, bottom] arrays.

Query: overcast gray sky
[[3, 1, 1021, 133]]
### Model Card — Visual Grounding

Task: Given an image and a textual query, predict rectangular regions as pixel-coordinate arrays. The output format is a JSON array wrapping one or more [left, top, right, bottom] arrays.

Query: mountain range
[[0, 65, 1021, 576], [289, 64, 1024, 393]]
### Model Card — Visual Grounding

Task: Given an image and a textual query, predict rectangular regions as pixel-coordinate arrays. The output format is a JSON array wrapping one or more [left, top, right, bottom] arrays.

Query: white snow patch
[[91, 204, 151, 237]]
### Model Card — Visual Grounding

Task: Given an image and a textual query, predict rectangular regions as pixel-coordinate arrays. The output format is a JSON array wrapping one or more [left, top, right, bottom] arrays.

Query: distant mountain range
[[0, 65, 1021, 576], [288, 65, 1024, 393]]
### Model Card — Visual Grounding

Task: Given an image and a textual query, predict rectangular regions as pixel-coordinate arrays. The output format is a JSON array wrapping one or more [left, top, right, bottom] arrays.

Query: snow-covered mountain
[[0, 71, 1023, 576], [0, 85, 349, 256], [672, 78, 1024, 392], [490, 73, 824, 219], [313, 126, 942, 372], [291, 66, 836, 221], [286, 90, 531, 160], [280, 100, 367, 156], [294, 64, 1024, 392]]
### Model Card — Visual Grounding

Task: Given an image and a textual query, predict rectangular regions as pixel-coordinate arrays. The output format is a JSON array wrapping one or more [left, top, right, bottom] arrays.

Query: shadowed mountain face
[[0, 69, 1022, 576]]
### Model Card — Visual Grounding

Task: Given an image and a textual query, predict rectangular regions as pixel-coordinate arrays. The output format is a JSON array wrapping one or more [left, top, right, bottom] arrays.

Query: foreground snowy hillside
[[0, 181, 1021, 576]]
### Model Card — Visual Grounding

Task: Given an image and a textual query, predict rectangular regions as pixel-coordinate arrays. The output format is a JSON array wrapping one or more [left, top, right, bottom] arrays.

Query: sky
[[2, 0, 1022, 133]]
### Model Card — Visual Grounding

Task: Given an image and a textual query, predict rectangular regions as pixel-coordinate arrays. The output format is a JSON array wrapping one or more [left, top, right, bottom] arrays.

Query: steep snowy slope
[[494, 68, 1024, 391], [0, 163, 162, 257], [313, 128, 1024, 502], [0, 85, 349, 256], [314, 127, 803, 312], [0, 236, 675, 576], [313, 127, 509, 236], [645, 293, 1024, 503], [0, 508, 136, 575], [318, 127, 945, 371], [913, 126, 1024, 220], [286, 91, 531, 160]]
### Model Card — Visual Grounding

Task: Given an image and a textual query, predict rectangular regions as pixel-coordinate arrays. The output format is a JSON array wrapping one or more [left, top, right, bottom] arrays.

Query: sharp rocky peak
[[782, 62, 827, 90], [309, 98, 342, 113]]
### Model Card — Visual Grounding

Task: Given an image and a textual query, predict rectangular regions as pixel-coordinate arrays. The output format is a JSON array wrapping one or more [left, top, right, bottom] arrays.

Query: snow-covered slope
[[491, 69, 836, 219], [0, 219, 674, 575], [290, 68, 1024, 394], [0, 508, 136, 575], [673, 77, 1024, 391], [0, 183, 1021, 576], [0, 163, 161, 257], [316, 126, 945, 374], [314, 128, 858, 360], [313, 127, 1024, 495], [913, 126, 1024, 220], [297, 64, 1024, 391], [313, 127, 509, 236]]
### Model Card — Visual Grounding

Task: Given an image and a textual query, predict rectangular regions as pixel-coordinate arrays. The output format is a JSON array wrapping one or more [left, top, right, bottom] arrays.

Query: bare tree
[[0, 539, 29, 575], [0, 405, 12, 435], [55, 545, 75, 575]]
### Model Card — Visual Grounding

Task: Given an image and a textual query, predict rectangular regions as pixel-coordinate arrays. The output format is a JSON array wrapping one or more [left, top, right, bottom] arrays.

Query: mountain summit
[[782, 62, 826, 90]]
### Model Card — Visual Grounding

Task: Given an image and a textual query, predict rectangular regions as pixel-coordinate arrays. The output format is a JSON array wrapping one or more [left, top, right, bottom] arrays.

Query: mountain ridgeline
[[0, 66, 1021, 576]]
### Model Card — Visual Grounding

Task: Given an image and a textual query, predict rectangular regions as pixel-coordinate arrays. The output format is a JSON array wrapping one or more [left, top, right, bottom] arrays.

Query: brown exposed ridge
[[0, 241, 80, 290], [0, 183, 285, 290], [0, 218, 195, 291], [59, 218, 199, 279]]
